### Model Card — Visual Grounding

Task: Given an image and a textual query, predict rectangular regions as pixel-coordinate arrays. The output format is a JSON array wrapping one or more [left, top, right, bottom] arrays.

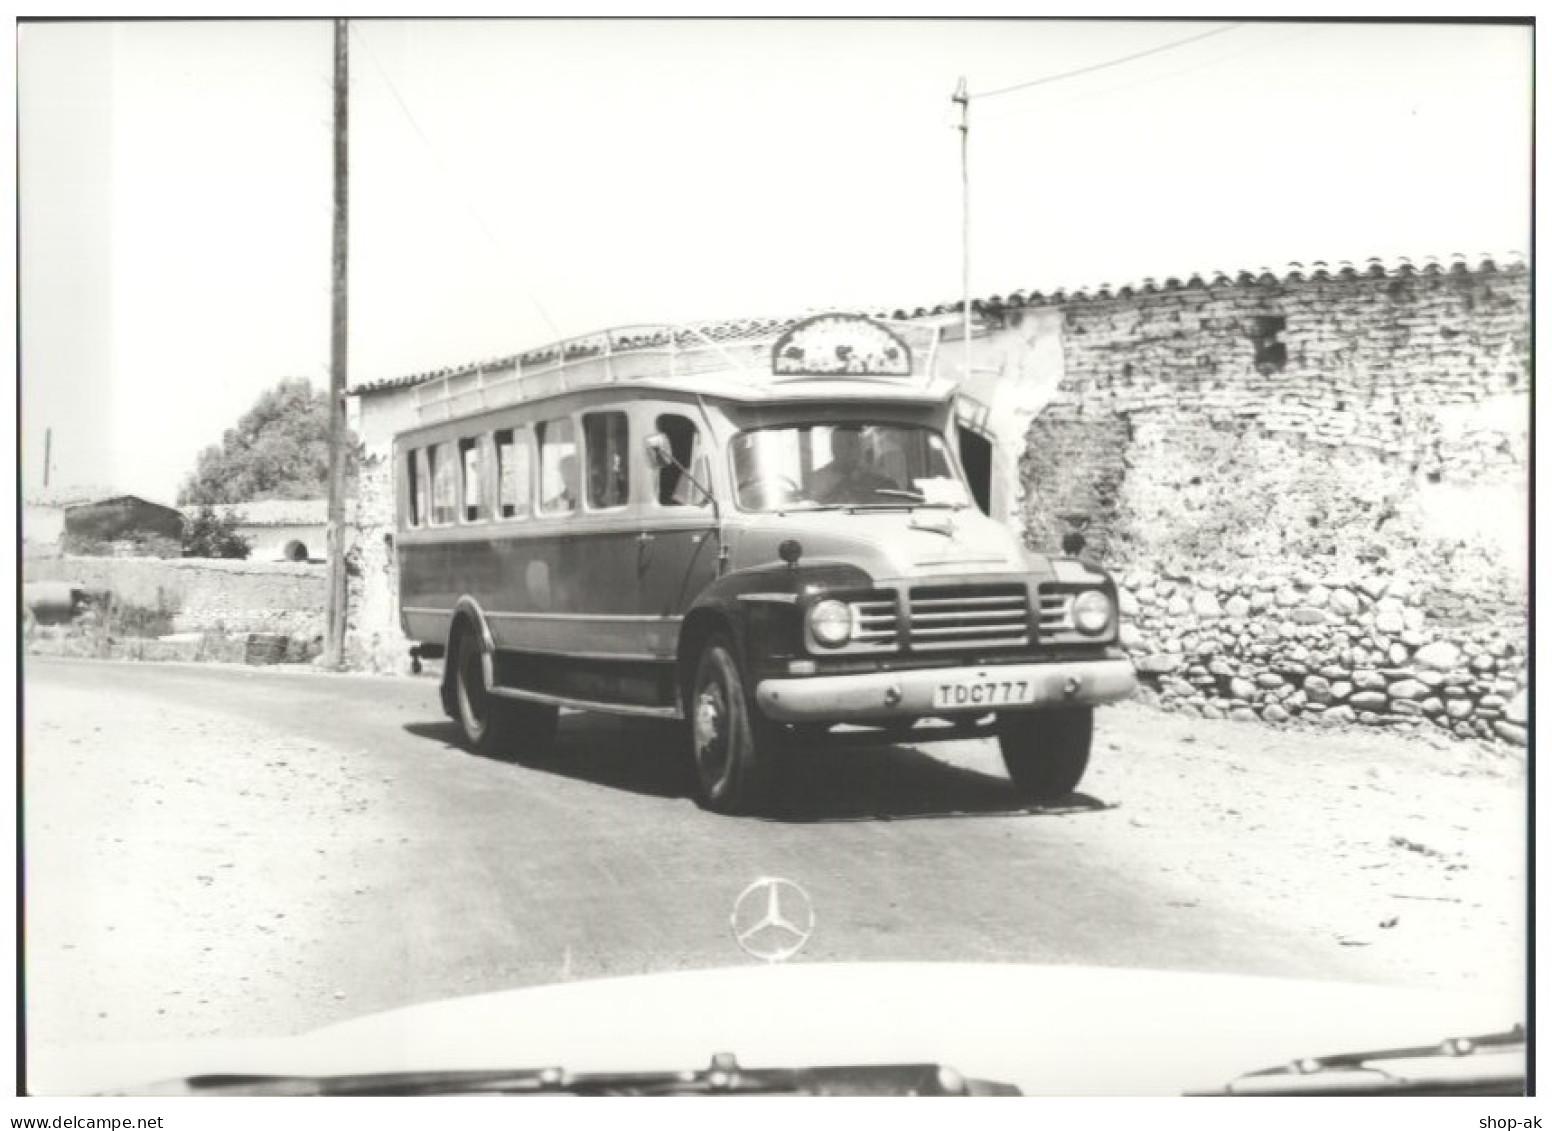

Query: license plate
[[933, 677, 1036, 710]]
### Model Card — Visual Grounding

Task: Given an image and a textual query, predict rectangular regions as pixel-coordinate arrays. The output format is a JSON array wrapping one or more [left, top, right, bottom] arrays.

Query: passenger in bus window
[[810, 425, 897, 503], [548, 454, 579, 512]]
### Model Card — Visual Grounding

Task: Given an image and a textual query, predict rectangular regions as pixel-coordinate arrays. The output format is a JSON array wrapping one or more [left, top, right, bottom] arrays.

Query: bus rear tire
[[997, 706, 1093, 803], [452, 628, 557, 758], [689, 636, 775, 814]]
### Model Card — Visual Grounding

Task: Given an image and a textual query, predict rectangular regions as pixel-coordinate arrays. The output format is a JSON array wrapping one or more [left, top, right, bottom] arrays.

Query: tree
[[181, 504, 252, 560], [178, 378, 359, 505]]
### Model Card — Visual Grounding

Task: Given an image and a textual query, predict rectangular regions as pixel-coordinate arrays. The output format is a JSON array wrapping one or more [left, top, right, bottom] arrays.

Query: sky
[[17, 18, 1533, 505]]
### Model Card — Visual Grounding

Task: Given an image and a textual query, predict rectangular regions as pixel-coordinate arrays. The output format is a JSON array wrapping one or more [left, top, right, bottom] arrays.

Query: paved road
[[23, 658, 1521, 1050]]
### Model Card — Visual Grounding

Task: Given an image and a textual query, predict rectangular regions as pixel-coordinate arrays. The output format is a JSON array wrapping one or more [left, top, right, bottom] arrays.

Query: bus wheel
[[689, 636, 775, 814], [453, 629, 516, 755], [996, 707, 1093, 803]]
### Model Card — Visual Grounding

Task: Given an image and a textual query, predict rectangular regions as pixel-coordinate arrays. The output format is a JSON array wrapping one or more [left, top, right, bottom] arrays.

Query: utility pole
[[42, 427, 52, 488], [952, 76, 972, 383], [324, 18, 349, 669]]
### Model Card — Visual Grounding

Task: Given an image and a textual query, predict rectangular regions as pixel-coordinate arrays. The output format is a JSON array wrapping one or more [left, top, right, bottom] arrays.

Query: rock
[[1165, 594, 1190, 617], [1442, 685, 1470, 700], [1350, 691, 1389, 712], [1402, 607, 1426, 631], [1417, 670, 1447, 687], [1414, 641, 1461, 671], [1119, 623, 1144, 649], [1223, 595, 1251, 619], [1353, 669, 1388, 692], [1156, 580, 1176, 598], [1445, 698, 1474, 720], [1248, 591, 1273, 613], [1216, 576, 1238, 594], [1387, 679, 1427, 700], [1118, 589, 1140, 617], [1493, 721, 1527, 747], [1262, 703, 1290, 723], [1136, 587, 1157, 606], [1318, 664, 1347, 681], [1291, 606, 1327, 626], [1478, 694, 1507, 710], [1328, 589, 1360, 617], [1305, 585, 1330, 608], [1201, 704, 1226, 720], [1387, 643, 1410, 666], [1420, 697, 1444, 716], [1135, 653, 1184, 674], [1330, 681, 1353, 700], [1255, 673, 1286, 689], [1185, 592, 1222, 617], [1162, 677, 1196, 698], [1303, 674, 1332, 701], [1505, 690, 1527, 726], [1358, 712, 1385, 726], [1228, 707, 1259, 723], [1470, 654, 1497, 673], [1386, 576, 1413, 601], [1355, 575, 1388, 599], [1390, 700, 1423, 717], [1229, 677, 1257, 701], [1320, 705, 1356, 725], [1208, 657, 1235, 677], [1275, 586, 1301, 607], [1400, 630, 1429, 648], [1374, 608, 1406, 635]]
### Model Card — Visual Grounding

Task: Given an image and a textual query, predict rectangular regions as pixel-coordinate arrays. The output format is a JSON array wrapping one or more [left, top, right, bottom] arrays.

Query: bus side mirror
[[644, 433, 676, 470]]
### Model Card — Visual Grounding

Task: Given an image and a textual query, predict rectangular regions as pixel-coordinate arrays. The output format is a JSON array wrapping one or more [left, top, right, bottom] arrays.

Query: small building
[[62, 495, 186, 557], [189, 499, 355, 562], [24, 484, 118, 557]]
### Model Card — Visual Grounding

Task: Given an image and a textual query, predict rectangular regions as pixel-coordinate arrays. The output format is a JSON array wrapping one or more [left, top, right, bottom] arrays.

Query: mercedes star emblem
[[729, 877, 816, 964]]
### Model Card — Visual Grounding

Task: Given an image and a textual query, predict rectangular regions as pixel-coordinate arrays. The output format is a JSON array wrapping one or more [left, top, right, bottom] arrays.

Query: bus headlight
[[1072, 590, 1114, 636], [808, 599, 853, 648]]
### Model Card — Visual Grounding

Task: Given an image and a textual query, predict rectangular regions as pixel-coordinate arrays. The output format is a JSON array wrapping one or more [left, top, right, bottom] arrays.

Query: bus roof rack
[[409, 314, 947, 424]]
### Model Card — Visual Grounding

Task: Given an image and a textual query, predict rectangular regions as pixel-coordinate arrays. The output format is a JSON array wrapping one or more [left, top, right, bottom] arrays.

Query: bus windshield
[[730, 423, 971, 512]]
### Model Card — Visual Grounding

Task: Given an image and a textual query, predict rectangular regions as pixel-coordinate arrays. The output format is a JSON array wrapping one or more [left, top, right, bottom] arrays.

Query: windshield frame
[[724, 421, 973, 515]]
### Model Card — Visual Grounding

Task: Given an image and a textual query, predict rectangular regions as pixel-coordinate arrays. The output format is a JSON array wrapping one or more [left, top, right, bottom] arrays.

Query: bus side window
[[539, 418, 579, 515], [405, 449, 422, 527], [460, 437, 484, 523], [583, 412, 630, 509], [495, 428, 532, 520], [655, 413, 709, 508], [429, 441, 458, 526]]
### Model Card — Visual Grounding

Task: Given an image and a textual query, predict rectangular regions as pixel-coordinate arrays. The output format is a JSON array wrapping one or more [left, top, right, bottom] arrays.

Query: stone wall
[[25, 555, 326, 637], [1002, 260, 1530, 747]]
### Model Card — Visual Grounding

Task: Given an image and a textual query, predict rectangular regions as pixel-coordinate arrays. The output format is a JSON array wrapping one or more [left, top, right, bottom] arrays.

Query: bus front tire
[[689, 636, 775, 814], [997, 706, 1093, 803], [452, 630, 557, 758]]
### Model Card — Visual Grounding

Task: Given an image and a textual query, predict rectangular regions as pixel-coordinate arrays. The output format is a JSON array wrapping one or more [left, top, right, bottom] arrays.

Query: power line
[[973, 22, 1245, 100], [347, 23, 561, 339]]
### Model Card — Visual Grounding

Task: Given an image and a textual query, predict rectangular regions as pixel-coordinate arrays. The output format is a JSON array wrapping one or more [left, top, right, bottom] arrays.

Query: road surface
[[23, 658, 1524, 1052]]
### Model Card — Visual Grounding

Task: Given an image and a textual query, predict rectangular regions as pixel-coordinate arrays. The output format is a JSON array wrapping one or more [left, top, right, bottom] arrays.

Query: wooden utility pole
[[42, 427, 52, 488], [952, 76, 972, 383], [324, 18, 349, 668]]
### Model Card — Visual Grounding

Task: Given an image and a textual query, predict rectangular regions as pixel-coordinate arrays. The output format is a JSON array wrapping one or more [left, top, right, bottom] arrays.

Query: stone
[[1387, 679, 1427, 700], [1330, 681, 1353, 700], [1201, 704, 1226, 720], [1445, 699, 1474, 720], [1402, 607, 1426, 631], [1291, 606, 1327, 626], [1387, 643, 1410, 666], [1355, 575, 1388, 599], [1470, 654, 1498, 673], [1303, 674, 1332, 700], [1229, 677, 1257, 701], [1248, 591, 1273, 613], [1320, 705, 1356, 725], [1208, 657, 1235, 678], [1494, 721, 1527, 747], [1374, 608, 1406, 635], [1162, 677, 1196, 698], [1358, 712, 1384, 726], [1119, 623, 1144, 649], [1228, 707, 1259, 723], [1442, 685, 1470, 700], [1136, 653, 1184, 674], [1318, 665, 1348, 681], [1400, 630, 1429, 648], [1136, 587, 1158, 606], [1294, 569, 1320, 589], [1327, 589, 1360, 617], [1275, 586, 1301, 607], [1414, 641, 1461, 671], [1350, 691, 1389, 712], [1353, 669, 1387, 692], [1420, 697, 1444, 716], [1390, 700, 1423, 717], [1305, 585, 1330, 608], [1223, 595, 1250, 619], [1262, 703, 1290, 723], [1255, 673, 1286, 689], [1478, 694, 1507, 710], [1386, 576, 1413, 601], [1118, 588, 1140, 617], [1416, 670, 1446, 687], [1505, 690, 1527, 726], [1185, 592, 1222, 617], [1165, 595, 1190, 617]]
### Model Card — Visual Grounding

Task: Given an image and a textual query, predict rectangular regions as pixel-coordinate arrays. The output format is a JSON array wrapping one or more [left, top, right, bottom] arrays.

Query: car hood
[[30, 962, 1519, 1096]]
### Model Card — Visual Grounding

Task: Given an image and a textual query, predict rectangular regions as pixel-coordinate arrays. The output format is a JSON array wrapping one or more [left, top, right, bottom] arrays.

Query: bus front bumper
[[754, 659, 1137, 724]]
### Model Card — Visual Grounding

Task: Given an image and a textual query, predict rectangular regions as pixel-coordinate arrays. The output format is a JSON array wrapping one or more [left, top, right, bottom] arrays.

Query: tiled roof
[[24, 484, 121, 508], [185, 499, 354, 527], [349, 251, 1525, 397]]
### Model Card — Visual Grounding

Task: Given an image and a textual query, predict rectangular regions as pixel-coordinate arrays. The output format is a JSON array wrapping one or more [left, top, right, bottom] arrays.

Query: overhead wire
[[347, 22, 562, 339], [972, 22, 1246, 101]]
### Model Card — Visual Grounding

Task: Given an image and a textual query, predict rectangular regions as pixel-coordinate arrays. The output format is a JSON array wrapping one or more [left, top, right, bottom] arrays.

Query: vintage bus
[[394, 314, 1136, 813]]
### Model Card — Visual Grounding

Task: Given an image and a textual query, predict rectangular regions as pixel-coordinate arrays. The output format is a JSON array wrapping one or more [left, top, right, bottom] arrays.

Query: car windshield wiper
[[1190, 1025, 1526, 1097], [134, 1054, 1021, 1097]]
